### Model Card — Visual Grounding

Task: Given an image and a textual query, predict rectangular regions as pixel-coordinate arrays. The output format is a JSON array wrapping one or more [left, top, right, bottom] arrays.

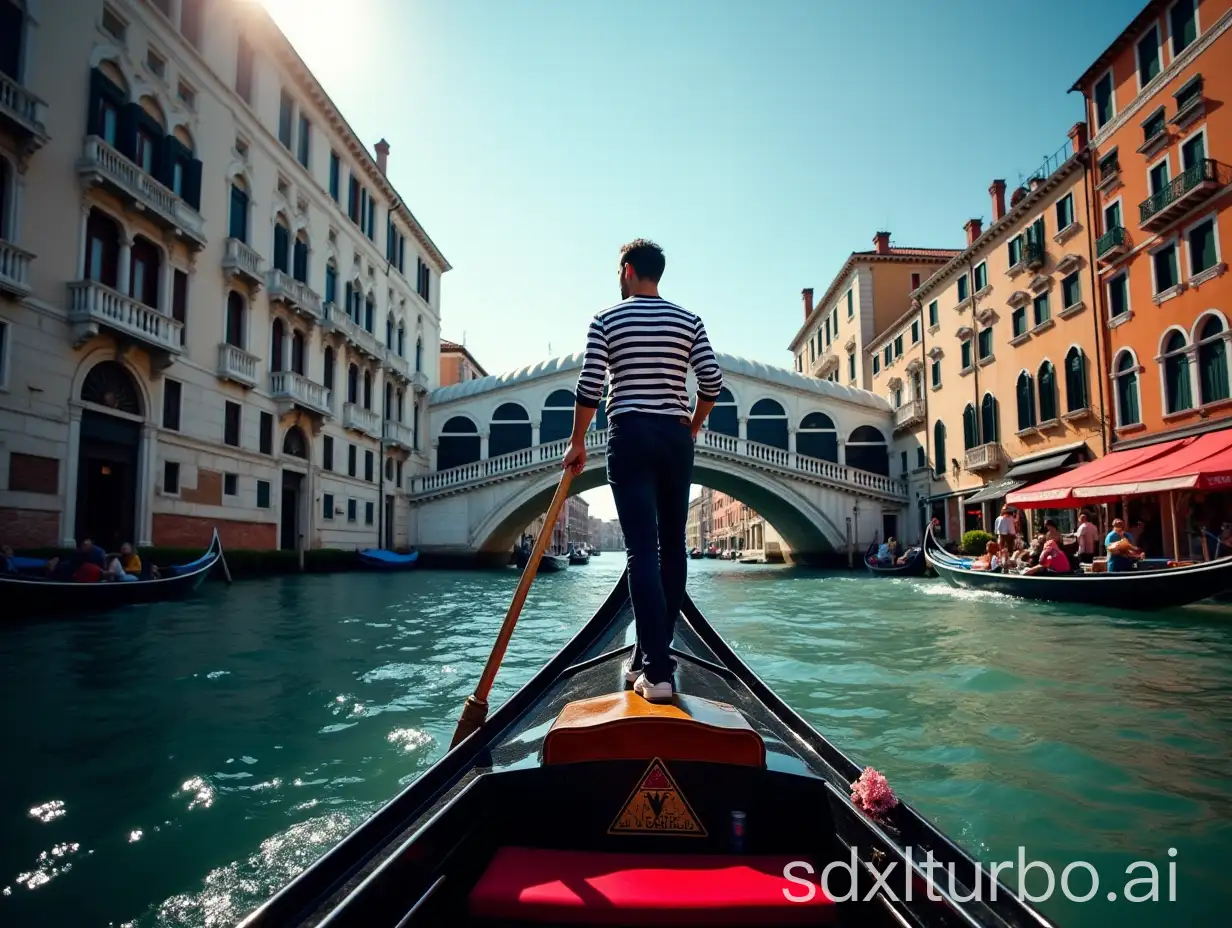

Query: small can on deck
[[730, 811, 746, 852]]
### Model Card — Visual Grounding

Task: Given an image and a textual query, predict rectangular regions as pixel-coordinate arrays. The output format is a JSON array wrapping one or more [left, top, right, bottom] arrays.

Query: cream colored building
[[0, 0, 448, 551]]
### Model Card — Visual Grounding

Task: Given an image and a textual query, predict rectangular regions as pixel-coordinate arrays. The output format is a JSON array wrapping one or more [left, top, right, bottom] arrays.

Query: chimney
[[801, 287, 814, 319], [873, 231, 891, 255], [1068, 121, 1088, 154], [374, 138, 390, 175], [964, 218, 982, 246], [989, 179, 1006, 223]]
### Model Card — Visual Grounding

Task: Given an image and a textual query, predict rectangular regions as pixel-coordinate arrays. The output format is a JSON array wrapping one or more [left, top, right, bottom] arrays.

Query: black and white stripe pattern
[[574, 296, 724, 419]]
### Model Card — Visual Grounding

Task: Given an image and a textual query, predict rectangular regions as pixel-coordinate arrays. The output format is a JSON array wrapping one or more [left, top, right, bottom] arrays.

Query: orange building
[[439, 339, 487, 387], [1075, 0, 1232, 446]]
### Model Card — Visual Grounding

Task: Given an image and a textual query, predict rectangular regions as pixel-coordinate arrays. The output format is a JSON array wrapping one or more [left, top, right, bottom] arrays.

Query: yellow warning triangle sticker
[[608, 757, 707, 836]]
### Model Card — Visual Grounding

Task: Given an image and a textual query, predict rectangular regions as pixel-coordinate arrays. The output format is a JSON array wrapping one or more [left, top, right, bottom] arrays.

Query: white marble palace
[[0, 0, 448, 552]]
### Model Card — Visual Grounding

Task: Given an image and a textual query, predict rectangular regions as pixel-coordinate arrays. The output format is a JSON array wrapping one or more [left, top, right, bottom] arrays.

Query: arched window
[[1162, 330, 1192, 414], [273, 219, 290, 273], [386, 314, 394, 348], [413, 403, 420, 450], [396, 388, 404, 422], [347, 363, 359, 405], [438, 416, 480, 470], [363, 369, 373, 410], [540, 389, 575, 443], [225, 292, 246, 348], [980, 393, 999, 443], [323, 345, 335, 393], [796, 411, 837, 461], [129, 236, 161, 308], [962, 403, 978, 450], [350, 279, 363, 321], [490, 402, 532, 457], [397, 323, 405, 357], [415, 337, 423, 372], [290, 329, 305, 375], [292, 231, 309, 283], [1114, 351, 1141, 427], [283, 426, 308, 459], [324, 261, 338, 306], [1016, 372, 1036, 430], [364, 293, 375, 333], [1065, 347, 1088, 413], [81, 360, 142, 415], [706, 388, 738, 437], [933, 421, 946, 478], [228, 179, 249, 243], [1197, 315, 1230, 404], [846, 425, 888, 476], [85, 208, 121, 288], [747, 398, 788, 449], [384, 381, 393, 419], [271, 318, 285, 372], [1038, 361, 1057, 422], [385, 458, 394, 481]]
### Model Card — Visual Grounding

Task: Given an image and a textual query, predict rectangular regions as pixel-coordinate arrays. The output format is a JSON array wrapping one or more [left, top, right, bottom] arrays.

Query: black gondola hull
[[864, 544, 928, 577]]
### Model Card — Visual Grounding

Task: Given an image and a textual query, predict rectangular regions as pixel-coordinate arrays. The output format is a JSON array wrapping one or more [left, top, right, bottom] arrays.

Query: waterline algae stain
[[0, 556, 1229, 927]]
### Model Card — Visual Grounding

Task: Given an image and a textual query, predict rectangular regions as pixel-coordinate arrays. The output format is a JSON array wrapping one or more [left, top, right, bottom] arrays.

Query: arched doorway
[[438, 416, 480, 469], [280, 426, 309, 551], [540, 389, 574, 443], [796, 412, 838, 461], [747, 398, 788, 448], [77, 361, 143, 550], [846, 425, 888, 476], [706, 388, 738, 436], [490, 402, 532, 457]]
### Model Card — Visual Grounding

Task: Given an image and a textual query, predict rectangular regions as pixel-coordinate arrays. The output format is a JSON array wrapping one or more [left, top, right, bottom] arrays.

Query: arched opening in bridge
[[846, 425, 888, 475], [706, 387, 737, 436], [438, 416, 480, 469], [490, 402, 532, 457], [747, 398, 788, 448], [796, 412, 837, 461], [540, 389, 574, 443]]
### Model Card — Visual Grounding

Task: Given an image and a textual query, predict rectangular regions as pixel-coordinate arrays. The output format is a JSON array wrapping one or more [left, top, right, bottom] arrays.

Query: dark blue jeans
[[607, 412, 694, 685]]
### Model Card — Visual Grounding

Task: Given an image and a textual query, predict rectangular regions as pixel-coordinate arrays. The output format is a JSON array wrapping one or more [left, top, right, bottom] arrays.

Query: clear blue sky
[[263, 0, 1136, 519]]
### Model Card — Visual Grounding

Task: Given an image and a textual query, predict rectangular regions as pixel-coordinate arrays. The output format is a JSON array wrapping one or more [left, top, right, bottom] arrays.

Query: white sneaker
[[633, 674, 673, 703], [622, 657, 642, 683]]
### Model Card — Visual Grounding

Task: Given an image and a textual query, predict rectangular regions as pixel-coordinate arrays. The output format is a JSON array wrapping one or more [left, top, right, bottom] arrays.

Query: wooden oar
[[450, 469, 574, 748]]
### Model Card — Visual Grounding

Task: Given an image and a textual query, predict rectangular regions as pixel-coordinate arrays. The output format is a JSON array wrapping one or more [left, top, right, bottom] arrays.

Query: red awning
[[1071, 429, 1232, 500], [1005, 438, 1191, 509]]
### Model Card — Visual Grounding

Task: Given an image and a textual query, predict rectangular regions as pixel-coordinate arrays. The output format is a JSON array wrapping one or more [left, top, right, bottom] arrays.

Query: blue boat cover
[[359, 548, 419, 565]]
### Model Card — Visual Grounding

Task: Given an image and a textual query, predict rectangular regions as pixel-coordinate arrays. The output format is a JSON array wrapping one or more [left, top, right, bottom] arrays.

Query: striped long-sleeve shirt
[[574, 296, 724, 419]]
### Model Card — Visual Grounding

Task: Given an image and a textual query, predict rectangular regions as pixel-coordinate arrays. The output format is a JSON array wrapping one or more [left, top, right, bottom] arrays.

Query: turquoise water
[[1, 555, 1229, 926]]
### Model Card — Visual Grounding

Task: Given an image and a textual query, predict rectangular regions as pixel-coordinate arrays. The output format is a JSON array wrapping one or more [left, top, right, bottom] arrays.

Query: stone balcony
[[222, 238, 264, 290], [77, 136, 205, 247], [964, 442, 1001, 472], [320, 301, 382, 358], [410, 370, 430, 394], [343, 402, 381, 438], [0, 70, 48, 154], [384, 348, 410, 379], [385, 418, 415, 451], [0, 238, 34, 298], [893, 398, 925, 431], [216, 342, 260, 388], [68, 280, 183, 360], [270, 370, 331, 418], [267, 269, 322, 321]]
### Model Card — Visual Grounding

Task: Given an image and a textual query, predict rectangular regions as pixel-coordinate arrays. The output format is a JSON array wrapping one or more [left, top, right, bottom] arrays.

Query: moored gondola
[[237, 569, 1057, 928], [358, 548, 420, 570], [925, 524, 1232, 609], [863, 542, 927, 577], [3, 531, 223, 618], [568, 547, 590, 566], [538, 553, 569, 573]]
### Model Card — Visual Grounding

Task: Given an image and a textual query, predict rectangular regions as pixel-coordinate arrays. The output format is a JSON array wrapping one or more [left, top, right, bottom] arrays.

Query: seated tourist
[[1105, 519, 1143, 573], [118, 542, 145, 579], [970, 540, 1001, 571], [1023, 539, 1070, 575], [875, 539, 892, 564], [72, 560, 106, 583]]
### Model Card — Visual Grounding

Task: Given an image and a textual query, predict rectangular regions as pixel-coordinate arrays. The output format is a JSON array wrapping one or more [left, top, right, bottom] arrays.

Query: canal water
[[2, 555, 1230, 927]]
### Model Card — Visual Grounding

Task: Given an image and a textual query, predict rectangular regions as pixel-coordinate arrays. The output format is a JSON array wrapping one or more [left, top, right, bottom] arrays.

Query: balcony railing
[[270, 371, 331, 417], [320, 300, 383, 358], [384, 348, 410, 379], [68, 280, 183, 354], [343, 402, 381, 437], [222, 238, 263, 288], [0, 238, 34, 297], [216, 342, 260, 388], [1024, 240, 1045, 270], [964, 442, 1001, 472], [893, 399, 925, 430], [811, 351, 839, 378], [267, 269, 322, 320], [410, 370, 430, 394], [1096, 226, 1128, 262], [1139, 159, 1231, 231], [77, 136, 204, 245], [0, 71, 48, 148], [384, 419, 415, 450]]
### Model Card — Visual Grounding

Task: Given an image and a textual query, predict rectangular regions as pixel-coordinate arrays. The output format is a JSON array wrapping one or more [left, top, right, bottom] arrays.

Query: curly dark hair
[[618, 239, 666, 282]]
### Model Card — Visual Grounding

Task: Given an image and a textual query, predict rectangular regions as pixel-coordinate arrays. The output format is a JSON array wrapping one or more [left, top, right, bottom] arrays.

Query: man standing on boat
[[562, 239, 724, 702], [993, 505, 1017, 561]]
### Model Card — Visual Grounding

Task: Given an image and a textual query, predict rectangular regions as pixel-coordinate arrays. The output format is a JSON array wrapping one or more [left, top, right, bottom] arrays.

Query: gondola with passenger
[[236, 565, 1058, 928], [863, 540, 927, 577], [924, 523, 1232, 609], [3, 531, 223, 618]]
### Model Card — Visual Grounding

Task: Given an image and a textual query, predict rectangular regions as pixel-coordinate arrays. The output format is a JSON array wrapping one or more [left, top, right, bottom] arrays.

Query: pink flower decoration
[[850, 766, 899, 819]]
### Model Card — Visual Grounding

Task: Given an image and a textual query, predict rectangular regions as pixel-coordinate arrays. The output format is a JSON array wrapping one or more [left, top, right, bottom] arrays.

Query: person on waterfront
[[1075, 512, 1099, 565], [562, 239, 724, 703], [1105, 519, 1142, 573], [993, 505, 1017, 558]]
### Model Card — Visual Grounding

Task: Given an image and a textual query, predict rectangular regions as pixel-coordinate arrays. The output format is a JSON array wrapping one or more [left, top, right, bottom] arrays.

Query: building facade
[[439, 338, 487, 388], [685, 493, 703, 550], [0, 0, 448, 551]]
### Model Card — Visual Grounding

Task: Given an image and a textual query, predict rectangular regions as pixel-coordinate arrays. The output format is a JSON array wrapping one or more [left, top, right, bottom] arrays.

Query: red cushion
[[468, 846, 836, 926]]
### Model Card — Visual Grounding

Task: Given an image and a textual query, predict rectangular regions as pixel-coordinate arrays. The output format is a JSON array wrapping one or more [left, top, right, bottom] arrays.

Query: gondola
[[924, 524, 1232, 609], [590, 548, 602, 557], [3, 531, 223, 618], [236, 570, 1056, 928], [689, 547, 704, 559], [538, 553, 569, 573], [568, 548, 590, 566], [863, 542, 927, 577], [358, 548, 420, 570]]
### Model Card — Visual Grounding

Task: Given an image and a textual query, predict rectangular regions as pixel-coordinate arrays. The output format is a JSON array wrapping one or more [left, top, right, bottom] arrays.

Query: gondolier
[[562, 239, 724, 702]]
